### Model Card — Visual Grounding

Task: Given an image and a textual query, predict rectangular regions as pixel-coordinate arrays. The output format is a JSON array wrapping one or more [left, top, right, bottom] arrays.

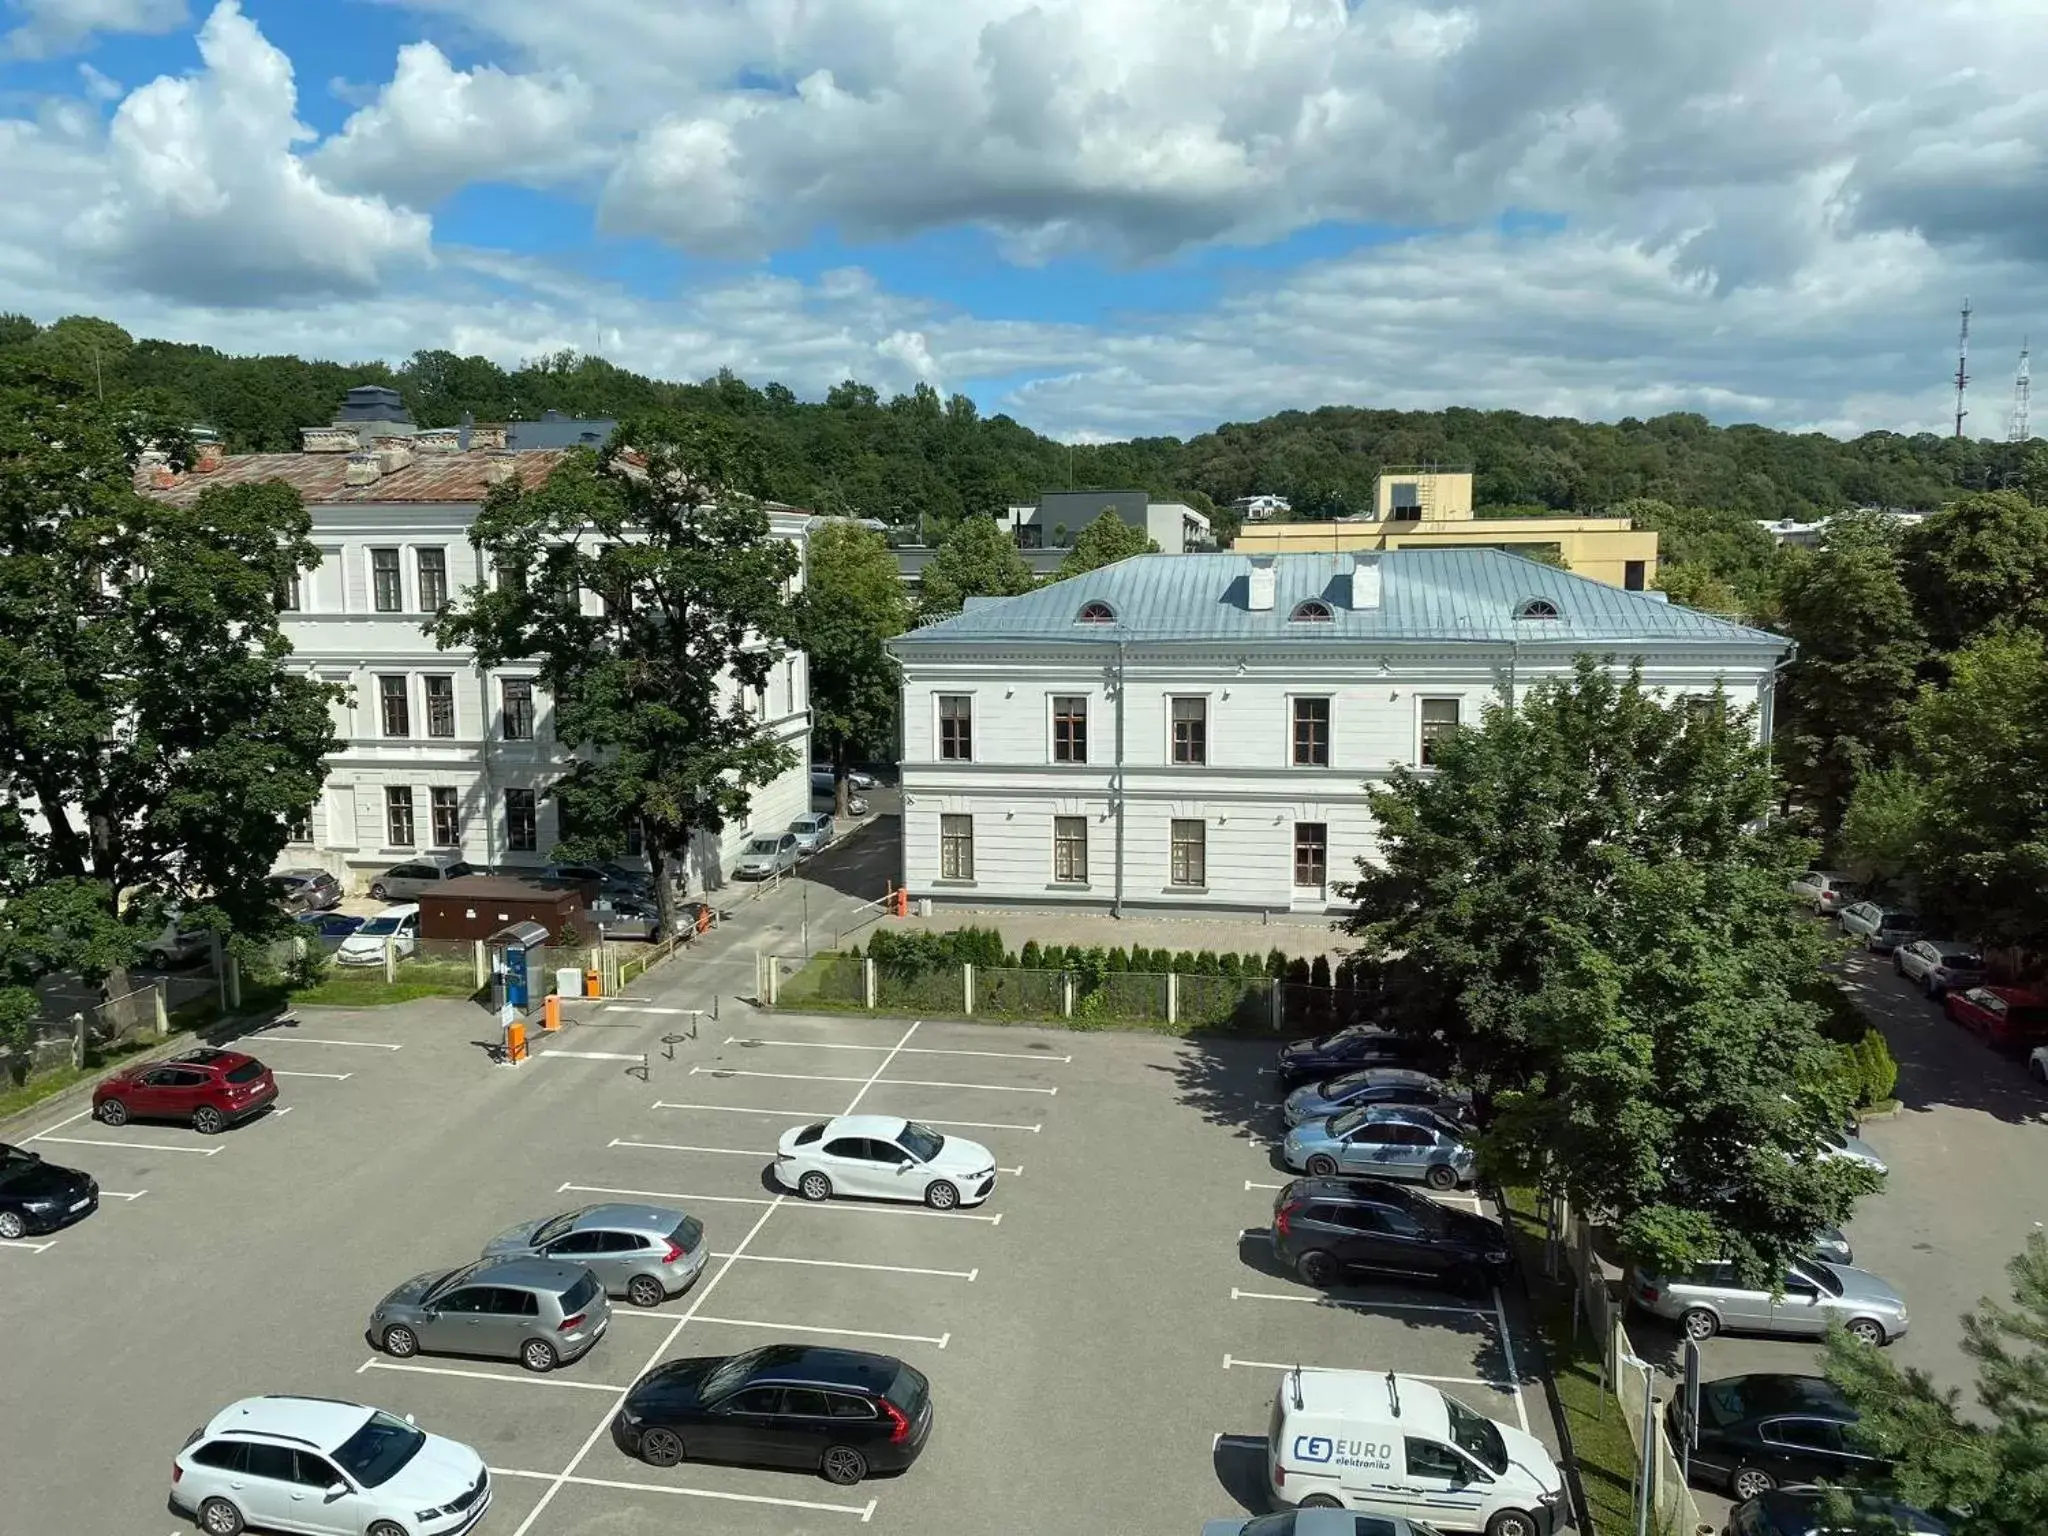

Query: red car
[[1944, 985, 2048, 1051], [92, 1047, 278, 1134]]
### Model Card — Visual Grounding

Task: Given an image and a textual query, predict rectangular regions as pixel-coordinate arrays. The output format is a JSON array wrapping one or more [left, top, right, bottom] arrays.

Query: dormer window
[[1290, 599, 1334, 623], [1515, 597, 1561, 621], [1075, 600, 1116, 624]]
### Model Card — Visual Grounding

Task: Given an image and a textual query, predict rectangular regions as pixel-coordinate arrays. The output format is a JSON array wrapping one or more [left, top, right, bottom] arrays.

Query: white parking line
[[621, 1312, 952, 1349], [557, 1182, 1004, 1225], [100, 1189, 148, 1200], [610, 1139, 762, 1158], [602, 1005, 696, 1015], [1229, 1286, 1494, 1319], [539, 1051, 646, 1062], [1245, 1180, 1287, 1191], [652, 1100, 1042, 1133], [725, 1035, 1072, 1064], [488, 1466, 874, 1522], [252, 1036, 402, 1050], [1222, 1356, 1515, 1390], [272, 1070, 354, 1080], [690, 1066, 1056, 1096], [27, 1109, 94, 1141], [357, 1359, 626, 1393], [1493, 1285, 1531, 1433], [0, 1238, 57, 1253], [716, 1253, 977, 1282], [31, 1135, 220, 1156]]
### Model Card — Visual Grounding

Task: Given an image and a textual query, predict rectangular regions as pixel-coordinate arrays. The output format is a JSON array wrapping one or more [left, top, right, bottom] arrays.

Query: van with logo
[[1266, 1368, 1565, 1536]]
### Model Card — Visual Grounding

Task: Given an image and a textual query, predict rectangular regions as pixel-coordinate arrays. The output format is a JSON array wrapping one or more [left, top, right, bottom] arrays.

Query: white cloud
[[60, 1, 431, 303], [2, 0, 185, 60], [316, 41, 601, 207]]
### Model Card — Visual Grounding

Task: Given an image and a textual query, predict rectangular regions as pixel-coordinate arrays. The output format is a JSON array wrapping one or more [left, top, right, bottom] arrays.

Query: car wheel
[[627, 1274, 667, 1308], [148, 949, 173, 969], [192, 1106, 224, 1135], [1730, 1466, 1776, 1501], [638, 1427, 684, 1467], [1425, 1163, 1459, 1192], [1298, 1494, 1343, 1509], [1486, 1510, 1538, 1536], [1296, 1250, 1339, 1287], [198, 1497, 245, 1536], [368, 1523, 408, 1536], [1847, 1317, 1887, 1346], [522, 1338, 559, 1373], [0, 1210, 26, 1240], [821, 1445, 869, 1485], [369, 882, 389, 900], [925, 1179, 960, 1210], [382, 1324, 419, 1358], [96, 1098, 128, 1127], [798, 1171, 833, 1201], [1680, 1307, 1719, 1341], [1305, 1154, 1339, 1177]]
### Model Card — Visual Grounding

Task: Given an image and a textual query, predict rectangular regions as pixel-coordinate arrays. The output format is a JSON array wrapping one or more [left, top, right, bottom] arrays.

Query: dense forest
[[5, 311, 2042, 544]]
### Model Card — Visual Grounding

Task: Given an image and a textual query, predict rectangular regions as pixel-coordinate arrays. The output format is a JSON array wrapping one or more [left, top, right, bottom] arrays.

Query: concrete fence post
[[963, 963, 975, 1016], [70, 1011, 87, 1068], [384, 938, 397, 985], [473, 939, 488, 990], [1062, 973, 1074, 1017], [153, 981, 169, 1039], [225, 957, 242, 1012], [863, 958, 877, 1010], [1167, 971, 1179, 1026], [1269, 980, 1282, 1033]]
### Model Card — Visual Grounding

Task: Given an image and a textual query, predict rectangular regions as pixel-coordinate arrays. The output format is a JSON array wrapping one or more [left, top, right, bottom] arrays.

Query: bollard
[[543, 995, 561, 1032], [505, 1020, 528, 1064], [894, 886, 909, 918], [584, 966, 603, 999]]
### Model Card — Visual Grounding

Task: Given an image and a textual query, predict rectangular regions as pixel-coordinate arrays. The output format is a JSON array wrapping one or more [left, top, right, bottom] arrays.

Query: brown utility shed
[[419, 875, 584, 943]]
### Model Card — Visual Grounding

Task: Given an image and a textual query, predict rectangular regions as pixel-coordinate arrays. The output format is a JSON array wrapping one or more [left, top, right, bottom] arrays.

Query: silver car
[[587, 894, 665, 942], [484, 1203, 708, 1308], [1788, 870, 1862, 914], [367, 857, 476, 902], [1282, 1066, 1468, 1128], [369, 1257, 610, 1372], [734, 830, 800, 879], [789, 811, 835, 855], [1894, 939, 1985, 999], [1629, 1257, 1909, 1346], [1838, 902, 1922, 953], [1817, 1126, 1887, 1177], [1279, 1104, 1478, 1191]]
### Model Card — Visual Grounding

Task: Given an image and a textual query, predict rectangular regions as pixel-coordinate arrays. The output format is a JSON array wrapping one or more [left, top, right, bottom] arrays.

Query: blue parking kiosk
[[487, 921, 550, 1019]]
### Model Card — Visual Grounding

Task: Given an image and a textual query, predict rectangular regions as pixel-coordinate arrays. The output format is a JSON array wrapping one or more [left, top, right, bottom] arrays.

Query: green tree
[[435, 416, 799, 927], [917, 513, 1035, 619], [0, 363, 338, 1020], [1653, 560, 1741, 614], [1902, 491, 2048, 651], [1776, 514, 1928, 838], [1901, 628, 2048, 946], [1837, 767, 1927, 891], [1055, 509, 1158, 578], [794, 521, 909, 814], [1824, 1231, 2048, 1535], [1615, 497, 1786, 616], [1346, 661, 1878, 1278]]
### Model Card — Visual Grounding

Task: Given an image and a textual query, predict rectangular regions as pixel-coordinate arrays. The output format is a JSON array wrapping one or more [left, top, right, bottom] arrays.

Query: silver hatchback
[[483, 1203, 708, 1308], [369, 1257, 610, 1372], [1629, 1256, 1909, 1346]]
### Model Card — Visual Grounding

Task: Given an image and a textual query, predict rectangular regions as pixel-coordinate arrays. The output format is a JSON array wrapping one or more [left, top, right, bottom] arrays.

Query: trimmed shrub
[[1170, 950, 1196, 974], [1309, 955, 1332, 989], [1267, 948, 1289, 979], [1284, 956, 1312, 986], [1219, 952, 1243, 978], [1020, 939, 1043, 970]]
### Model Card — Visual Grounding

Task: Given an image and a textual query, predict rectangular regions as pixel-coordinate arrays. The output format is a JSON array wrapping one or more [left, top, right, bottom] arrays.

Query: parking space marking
[[616, 1311, 952, 1349], [558, 1181, 1004, 1225], [1245, 1180, 1286, 1191], [691, 1065, 1057, 1096], [725, 1035, 1072, 1064], [1222, 1356, 1511, 1389], [0, 1238, 57, 1253], [652, 1100, 1042, 1133], [610, 1138, 762, 1158], [31, 1134, 221, 1156], [252, 1036, 402, 1050], [539, 1051, 646, 1062], [1492, 1285, 1531, 1433], [716, 1252, 978, 1281], [27, 1108, 94, 1141], [100, 1189, 147, 1200], [272, 1070, 353, 1080], [602, 1005, 696, 1015], [488, 1466, 875, 1521], [1229, 1286, 1494, 1319], [357, 1359, 627, 1393]]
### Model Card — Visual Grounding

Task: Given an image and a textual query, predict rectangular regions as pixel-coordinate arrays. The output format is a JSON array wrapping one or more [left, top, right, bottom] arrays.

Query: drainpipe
[[1762, 639, 1798, 749], [1112, 634, 1128, 918]]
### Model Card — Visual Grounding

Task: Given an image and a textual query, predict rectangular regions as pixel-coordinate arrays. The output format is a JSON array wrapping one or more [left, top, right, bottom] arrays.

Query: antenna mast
[[1954, 298, 1972, 438], [2012, 339, 2032, 444]]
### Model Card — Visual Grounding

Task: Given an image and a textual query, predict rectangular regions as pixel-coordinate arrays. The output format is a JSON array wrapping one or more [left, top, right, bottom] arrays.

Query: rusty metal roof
[[135, 449, 570, 506]]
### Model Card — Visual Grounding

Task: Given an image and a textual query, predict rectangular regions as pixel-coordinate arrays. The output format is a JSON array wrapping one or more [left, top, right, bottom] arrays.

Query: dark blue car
[[294, 911, 367, 951], [1275, 1024, 1415, 1091]]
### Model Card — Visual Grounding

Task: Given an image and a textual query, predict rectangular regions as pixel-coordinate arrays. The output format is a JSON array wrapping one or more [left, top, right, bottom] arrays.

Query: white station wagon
[[774, 1114, 997, 1210]]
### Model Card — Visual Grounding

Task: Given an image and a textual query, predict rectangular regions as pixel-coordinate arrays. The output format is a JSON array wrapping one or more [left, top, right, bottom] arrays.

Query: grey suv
[[367, 858, 476, 902], [483, 1203, 708, 1307], [1629, 1257, 1909, 1346], [368, 1257, 610, 1372]]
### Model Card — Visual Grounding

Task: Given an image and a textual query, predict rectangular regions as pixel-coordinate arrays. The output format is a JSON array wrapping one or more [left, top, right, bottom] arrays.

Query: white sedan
[[774, 1115, 996, 1210]]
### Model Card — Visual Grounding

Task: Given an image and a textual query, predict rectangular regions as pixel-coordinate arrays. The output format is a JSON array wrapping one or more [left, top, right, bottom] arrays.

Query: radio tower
[[1954, 297, 1972, 438], [2011, 339, 2032, 443]]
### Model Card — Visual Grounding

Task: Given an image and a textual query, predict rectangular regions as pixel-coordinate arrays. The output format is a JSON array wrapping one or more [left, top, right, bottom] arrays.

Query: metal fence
[[875, 964, 966, 1015], [973, 967, 1066, 1020]]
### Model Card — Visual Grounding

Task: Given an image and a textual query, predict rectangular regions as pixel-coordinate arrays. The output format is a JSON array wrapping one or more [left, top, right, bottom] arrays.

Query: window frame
[[1293, 821, 1329, 889], [384, 786, 416, 849], [1169, 695, 1208, 765], [429, 785, 461, 848], [1169, 818, 1206, 888], [1418, 696, 1461, 766], [377, 675, 410, 739], [1074, 600, 1116, 624], [369, 547, 403, 613], [505, 788, 538, 854], [1290, 695, 1332, 767], [286, 808, 313, 844], [939, 813, 974, 881], [423, 674, 456, 738], [937, 694, 973, 761], [1052, 815, 1088, 885], [277, 570, 302, 612], [1050, 695, 1089, 764], [500, 677, 535, 742], [415, 547, 448, 612], [1289, 599, 1334, 623]]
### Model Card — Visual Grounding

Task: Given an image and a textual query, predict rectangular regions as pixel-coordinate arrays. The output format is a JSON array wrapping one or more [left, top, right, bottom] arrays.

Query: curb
[[1855, 1099, 1904, 1121]]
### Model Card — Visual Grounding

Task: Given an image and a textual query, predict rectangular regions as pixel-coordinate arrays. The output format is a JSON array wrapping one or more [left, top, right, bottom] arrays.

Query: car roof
[[561, 1203, 687, 1234], [367, 902, 419, 918], [741, 1344, 902, 1391], [824, 1114, 911, 1140], [468, 1256, 593, 1290], [175, 1047, 257, 1070], [1284, 1175, 1424, 1204], [1710, 1373, 1851, 1419], [202, 1396, 376, 1454], [1286, 1369, 1451, 1437]]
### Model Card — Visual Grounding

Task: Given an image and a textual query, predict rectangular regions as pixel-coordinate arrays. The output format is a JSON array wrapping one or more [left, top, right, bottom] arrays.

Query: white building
[[138, 426, 811, 897], [1230, 493, 1292, 522], [890, 550, 1787, 916], [1002, 489, 1211, 553]]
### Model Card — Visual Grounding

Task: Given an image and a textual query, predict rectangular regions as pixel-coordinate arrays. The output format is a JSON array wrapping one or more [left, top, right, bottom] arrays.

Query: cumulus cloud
[[2, 0, 185, 60], [62, 1, 431, 303]]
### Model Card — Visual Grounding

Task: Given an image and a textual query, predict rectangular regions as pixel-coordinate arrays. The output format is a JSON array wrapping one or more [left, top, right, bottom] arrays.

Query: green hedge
[[1807, 978, 1898, 1108]]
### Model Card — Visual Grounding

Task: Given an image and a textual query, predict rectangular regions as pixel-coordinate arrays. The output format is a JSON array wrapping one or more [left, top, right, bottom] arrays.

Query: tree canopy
[[1055, 510, 1158, 579], [795, 521, 909, 812], [917, 513, 1037, 618]]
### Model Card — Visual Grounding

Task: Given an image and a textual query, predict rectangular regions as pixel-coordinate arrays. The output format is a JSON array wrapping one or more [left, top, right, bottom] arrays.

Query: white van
[[1267, 1368, 1565, 1536]]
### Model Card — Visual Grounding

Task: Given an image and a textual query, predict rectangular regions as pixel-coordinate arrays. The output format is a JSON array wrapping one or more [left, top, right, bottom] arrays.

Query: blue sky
[[0, 0, 2042, 441]]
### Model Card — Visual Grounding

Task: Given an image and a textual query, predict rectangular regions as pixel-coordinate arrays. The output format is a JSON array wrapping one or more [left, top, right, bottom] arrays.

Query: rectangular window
[[429, 786, 460, 847], [1294, 822, 1328, 888], [1171, 696, 1207, 765], [1170, 819, 1206, 887], [1053, 816, 1088, 883], [424, 675, 455, 738], [370, 547, 402, 612], [277, 571, 302, 611], [501, 678, 534, 741], [1291, 697, 1330, 766], [286, 808, 312, 844], [377, 675, 410, 738], [1624, 559, 1646, 591], [495, 559, 526, 594], [1052, 696, 1088, 763], [416, 547, 448, 611], [505, 788, 537, 853], [938, 695, 973, 761], [939, 814, 974, 880], [384, 786, 415, 847], [1419, 698, 1461, 765]]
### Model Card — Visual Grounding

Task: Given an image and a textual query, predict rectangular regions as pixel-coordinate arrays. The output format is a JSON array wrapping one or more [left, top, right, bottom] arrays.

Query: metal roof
[[897, 549, 1783, 649]]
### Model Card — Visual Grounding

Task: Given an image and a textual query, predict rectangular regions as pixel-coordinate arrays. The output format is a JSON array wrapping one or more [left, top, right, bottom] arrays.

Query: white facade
[[275, 502, 812, 895]]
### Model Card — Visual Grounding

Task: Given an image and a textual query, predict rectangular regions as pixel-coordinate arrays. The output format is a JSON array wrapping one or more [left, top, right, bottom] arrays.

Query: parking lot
[[1, 954, 1559, 1536]]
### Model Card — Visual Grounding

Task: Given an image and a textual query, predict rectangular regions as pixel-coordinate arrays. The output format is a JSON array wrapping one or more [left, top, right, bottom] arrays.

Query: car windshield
[[703, 1347, 767, 1401], [1327, 1107, 1373, 1137], [1938, 948, 1981, 966], [898, 1122, 945, 1161], [0, 1147, 37, 1183], [425, 1263, 482, 1302], [1701, 1379, 1749, 1428], [1801, 1264, 1845, 1296], [359, 916, 404, 936], [1321, 1070, 1382, 1095], [531, 1210, 584, 1245], [331, 1410, 425, 1488], [1443, 1393, 1509, 1474], [747, 838, 778, 855]]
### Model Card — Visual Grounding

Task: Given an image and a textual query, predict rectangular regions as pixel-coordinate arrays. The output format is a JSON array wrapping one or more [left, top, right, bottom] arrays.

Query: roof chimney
[[1347, 553, 1382, 610], [458, 410, 473, 453], [344, 452, 383, 487], [1246, 556, 1276, 611]]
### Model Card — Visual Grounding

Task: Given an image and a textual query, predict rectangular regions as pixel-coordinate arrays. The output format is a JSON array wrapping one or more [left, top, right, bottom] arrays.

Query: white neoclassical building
[[890, 549, 1788, 916]]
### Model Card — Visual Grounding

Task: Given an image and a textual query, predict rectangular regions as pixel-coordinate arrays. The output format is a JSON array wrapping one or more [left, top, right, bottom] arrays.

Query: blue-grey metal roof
[[896, 549, 1784, 649]]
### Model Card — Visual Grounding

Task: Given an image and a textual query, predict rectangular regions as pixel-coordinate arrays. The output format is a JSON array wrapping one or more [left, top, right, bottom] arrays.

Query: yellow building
[[1232, 468, 1659, 590]]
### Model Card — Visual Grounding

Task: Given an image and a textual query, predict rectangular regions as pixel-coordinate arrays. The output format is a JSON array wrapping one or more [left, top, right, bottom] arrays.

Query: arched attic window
[[1514, 597, 1561, 621], [1075, 600, 1117, 624], [1290, 599, 1334, 623]]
